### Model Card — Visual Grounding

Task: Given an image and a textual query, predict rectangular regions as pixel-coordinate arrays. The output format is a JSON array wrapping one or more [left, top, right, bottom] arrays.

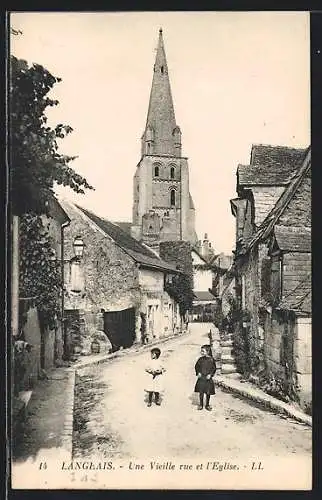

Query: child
[[194, 344, 216, 411], [145, 347, 165, 407]]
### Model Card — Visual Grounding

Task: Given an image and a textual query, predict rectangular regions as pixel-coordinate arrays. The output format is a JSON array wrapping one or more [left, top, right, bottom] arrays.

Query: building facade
[[131, 29, 197, 248], [60, 200, 182, 354], [230, 145, 311, 408]]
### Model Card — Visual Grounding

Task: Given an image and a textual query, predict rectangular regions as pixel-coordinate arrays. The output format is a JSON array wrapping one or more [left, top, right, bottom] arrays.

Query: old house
[[211, 253, 233, 299], [15, 196, 70, 397], [230, 144, 311, 408], [59, 200, 182, 354]]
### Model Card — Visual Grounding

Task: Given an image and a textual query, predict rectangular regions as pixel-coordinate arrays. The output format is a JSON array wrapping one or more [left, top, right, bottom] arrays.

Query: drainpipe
[[61, 220, 70, 359]]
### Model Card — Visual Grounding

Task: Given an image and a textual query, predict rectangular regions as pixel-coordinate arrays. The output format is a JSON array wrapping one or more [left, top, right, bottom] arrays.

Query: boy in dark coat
[[194, 344, 216, 411]]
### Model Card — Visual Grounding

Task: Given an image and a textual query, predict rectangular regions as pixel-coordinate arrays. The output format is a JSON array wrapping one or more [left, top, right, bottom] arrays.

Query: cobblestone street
[[73, 327, 312, 460]]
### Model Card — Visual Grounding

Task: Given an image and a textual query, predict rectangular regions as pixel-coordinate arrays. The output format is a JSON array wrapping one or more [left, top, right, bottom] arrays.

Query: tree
[[9, 55, 93, 330], [159, 241, 194, 318], [10, 56, 93, 216]]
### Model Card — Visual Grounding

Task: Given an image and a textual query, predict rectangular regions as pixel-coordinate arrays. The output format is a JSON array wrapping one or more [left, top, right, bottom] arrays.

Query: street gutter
[[215, 375, 312, 427]]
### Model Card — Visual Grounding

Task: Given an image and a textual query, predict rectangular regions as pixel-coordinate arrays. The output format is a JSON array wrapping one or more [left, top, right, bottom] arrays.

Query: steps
[[218, 332, 238, 376]]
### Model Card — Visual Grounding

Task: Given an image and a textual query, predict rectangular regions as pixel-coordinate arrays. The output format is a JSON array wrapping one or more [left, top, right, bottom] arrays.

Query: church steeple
[[141, 28, 182, 157]]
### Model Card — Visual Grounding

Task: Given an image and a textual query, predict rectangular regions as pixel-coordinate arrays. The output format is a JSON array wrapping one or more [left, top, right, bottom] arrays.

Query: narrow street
[[73, 325, 311, 460]]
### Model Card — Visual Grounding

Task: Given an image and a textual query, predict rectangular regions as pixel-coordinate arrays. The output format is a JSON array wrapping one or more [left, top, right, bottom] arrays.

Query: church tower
[[131, 29, 197, 248]]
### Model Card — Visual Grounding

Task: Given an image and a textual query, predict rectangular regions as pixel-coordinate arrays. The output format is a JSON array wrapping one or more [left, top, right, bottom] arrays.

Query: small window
[[170, 167, 175, 179], [170, 189, 176, 206], [154, 165, 159, 177], [149, 225, 153, 230], [161, 66, 164, 74]]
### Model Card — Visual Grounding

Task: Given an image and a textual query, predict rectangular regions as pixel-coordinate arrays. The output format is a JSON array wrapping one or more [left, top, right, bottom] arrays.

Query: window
[[154, 165, 159, 177], [161, 66, 164, 74], [170, 166, 175, 179], [170, 189, 176, 206]]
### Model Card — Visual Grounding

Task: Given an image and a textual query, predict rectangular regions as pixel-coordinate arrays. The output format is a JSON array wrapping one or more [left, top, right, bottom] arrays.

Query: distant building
[[60, 200, 182, 354], [195, 233, 216, 263], [190, 248, 216, 322]]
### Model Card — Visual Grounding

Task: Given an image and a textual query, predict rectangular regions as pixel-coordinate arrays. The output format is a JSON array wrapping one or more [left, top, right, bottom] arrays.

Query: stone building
[[131, 29, 197, 248], [211, 252, 233, 299], [15, 196, 70, 396], [59, 200, 182, 354], [230, 145, 311, 408], [195, 233, 216, 263]]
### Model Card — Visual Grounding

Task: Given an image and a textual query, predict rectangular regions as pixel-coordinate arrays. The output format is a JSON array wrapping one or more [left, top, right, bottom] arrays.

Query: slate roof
[[193, 291, 217, 302], [76, 205, 179, 273], [279, 276, 311, 315], [245, 147, 311, 252], [273, 225, 311, 252], [113, 221, 132, 234], [238, 144, 306, 186]]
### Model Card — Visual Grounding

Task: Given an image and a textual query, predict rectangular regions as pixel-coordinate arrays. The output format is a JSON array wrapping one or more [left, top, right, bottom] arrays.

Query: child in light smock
[[144, 347, 166, 407]]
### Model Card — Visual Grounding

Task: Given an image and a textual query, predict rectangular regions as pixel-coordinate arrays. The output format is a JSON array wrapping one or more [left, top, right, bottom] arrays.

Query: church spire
[[141, 28, 182, 157]]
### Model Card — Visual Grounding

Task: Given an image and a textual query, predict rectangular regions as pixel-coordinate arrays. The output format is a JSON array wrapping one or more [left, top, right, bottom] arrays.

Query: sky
[[10, 11, 310, 253]]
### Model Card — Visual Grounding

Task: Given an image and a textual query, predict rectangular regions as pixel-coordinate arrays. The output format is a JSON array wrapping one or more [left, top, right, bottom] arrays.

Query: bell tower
[[131, 29, 197, 248]]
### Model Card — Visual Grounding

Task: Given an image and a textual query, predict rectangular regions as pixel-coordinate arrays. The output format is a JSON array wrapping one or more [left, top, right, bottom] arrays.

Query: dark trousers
[[148, 391, 160, 403], [199, 393, 211, 407]]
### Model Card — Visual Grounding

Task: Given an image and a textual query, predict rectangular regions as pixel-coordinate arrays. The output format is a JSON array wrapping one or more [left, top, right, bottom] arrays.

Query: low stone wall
[[295, 317, 311, 410]]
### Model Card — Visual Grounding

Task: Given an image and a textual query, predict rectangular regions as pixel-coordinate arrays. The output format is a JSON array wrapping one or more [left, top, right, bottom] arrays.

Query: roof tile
[[274, 225, 311, 252], [238, 145, 306, 186], [76, 206, 179, 273]]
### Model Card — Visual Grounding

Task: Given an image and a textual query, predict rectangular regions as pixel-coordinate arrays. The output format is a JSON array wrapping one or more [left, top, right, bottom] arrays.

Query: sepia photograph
[[8, 11, 311, 490]]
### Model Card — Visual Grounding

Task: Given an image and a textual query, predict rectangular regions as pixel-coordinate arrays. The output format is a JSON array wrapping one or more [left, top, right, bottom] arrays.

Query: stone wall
[[263, 310, 311, 408], [60, 201, 141, 353], [251, 186, 285, 226], [239, 246, 260, 348], [263, 310, 285, 377], [294, 317, 311, 408], [282, 252, 311, 297], [20, 306, 41, 389]]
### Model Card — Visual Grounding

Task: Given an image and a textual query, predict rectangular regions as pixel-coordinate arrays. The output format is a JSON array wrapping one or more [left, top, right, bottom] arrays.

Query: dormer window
[[154, 165, 159, 177]]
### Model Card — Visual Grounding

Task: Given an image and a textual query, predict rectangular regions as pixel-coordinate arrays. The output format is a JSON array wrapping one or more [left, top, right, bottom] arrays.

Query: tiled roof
[[113, 221, 132, 234], [238, 164, 295, 186], [245, 147, 311, 252], [76, 205, 179, 273], [193, 291, 217, 302], [250, 144, 306, 168], [279, 276, 311, 314], [238, 144, 306, 186], [274, 225, 311, 252]]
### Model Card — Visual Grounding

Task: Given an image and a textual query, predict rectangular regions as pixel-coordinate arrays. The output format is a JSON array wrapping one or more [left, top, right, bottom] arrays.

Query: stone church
[[130, 29, 198, 249]]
